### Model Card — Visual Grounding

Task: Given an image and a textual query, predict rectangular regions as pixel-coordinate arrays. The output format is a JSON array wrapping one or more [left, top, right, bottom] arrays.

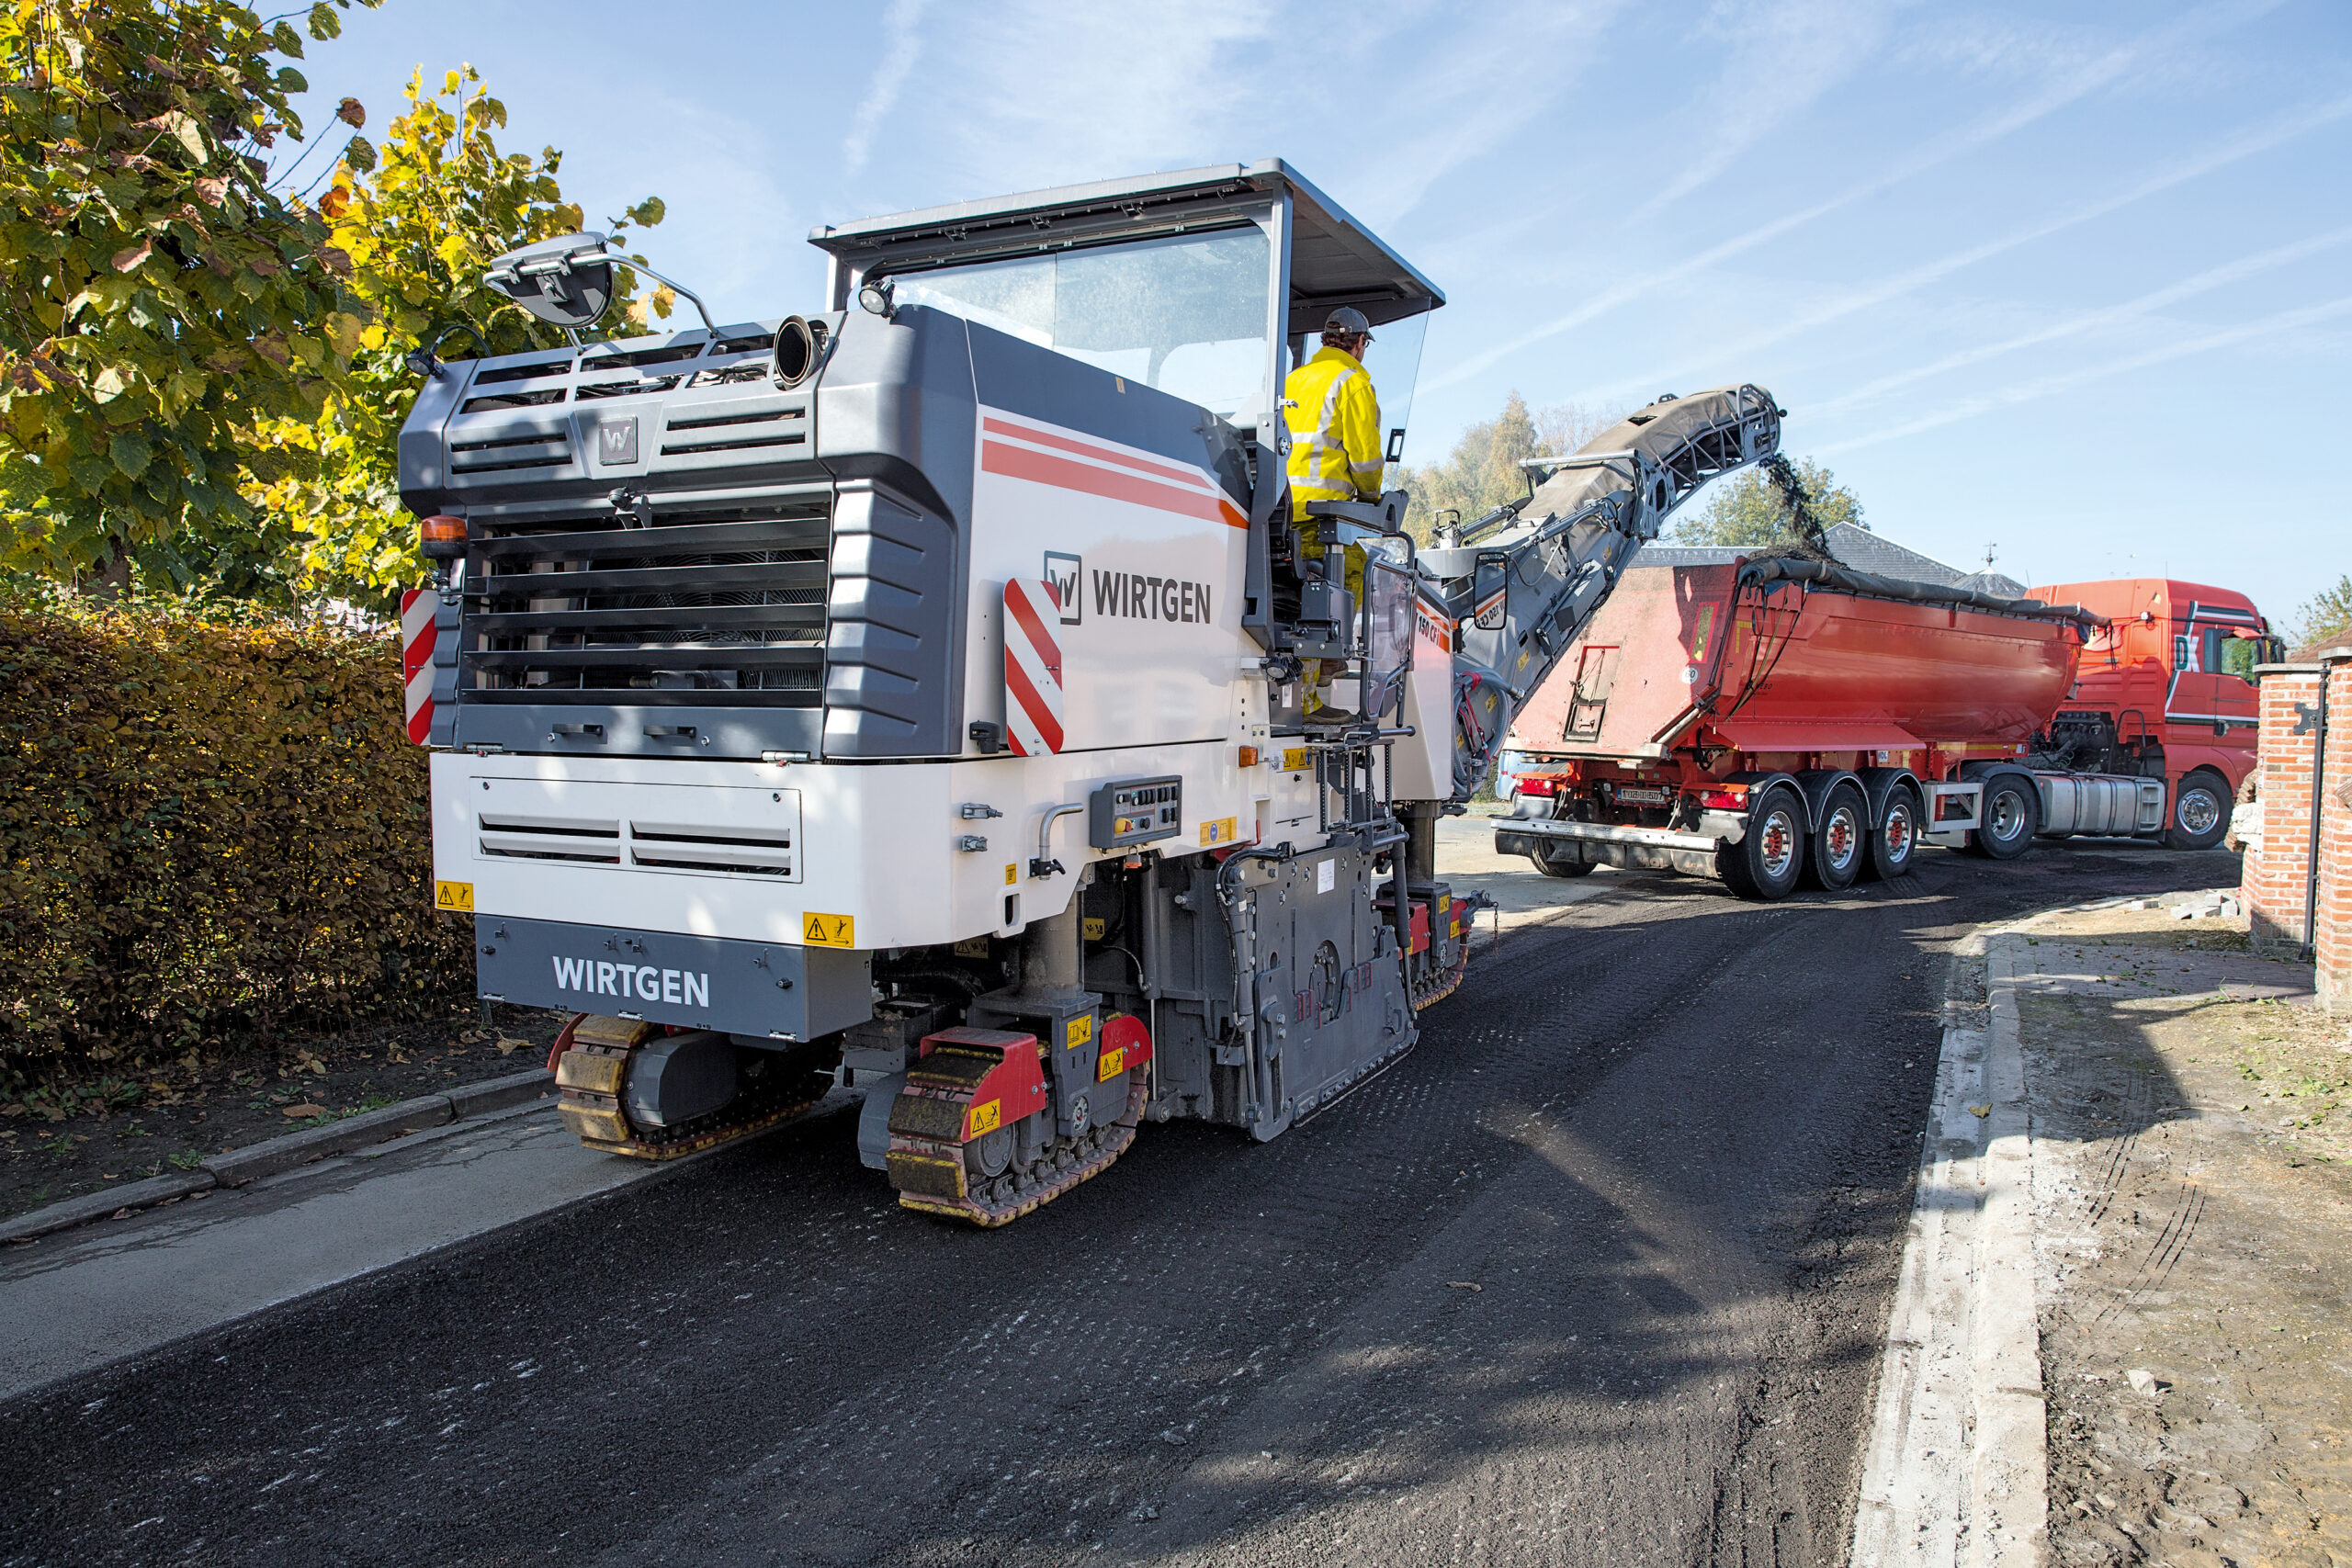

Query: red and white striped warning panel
[[399, 589, 435, 746], [1002, 578, 1065, 756]]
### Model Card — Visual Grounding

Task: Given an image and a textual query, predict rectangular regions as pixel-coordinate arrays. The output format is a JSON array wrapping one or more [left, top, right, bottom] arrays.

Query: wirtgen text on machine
[[1092, 569, 1213, 624], [550, 957, 710, 1008]]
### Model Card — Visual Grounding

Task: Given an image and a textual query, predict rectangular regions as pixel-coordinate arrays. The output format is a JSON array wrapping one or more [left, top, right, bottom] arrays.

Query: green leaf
[[626, 197, 665, 228], [270, 20, 304, 57], [307, 2, 343, 39], [342, 134, 377, 174], [277, 66, 309, 93]]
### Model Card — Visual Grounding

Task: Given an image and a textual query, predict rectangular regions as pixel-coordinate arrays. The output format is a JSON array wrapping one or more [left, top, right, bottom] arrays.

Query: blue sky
[[281, 0, 2347, 628]]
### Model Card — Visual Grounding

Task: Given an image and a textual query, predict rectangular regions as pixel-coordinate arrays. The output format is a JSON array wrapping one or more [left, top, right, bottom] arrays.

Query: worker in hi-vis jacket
[[1283, 306, 1383, 720]]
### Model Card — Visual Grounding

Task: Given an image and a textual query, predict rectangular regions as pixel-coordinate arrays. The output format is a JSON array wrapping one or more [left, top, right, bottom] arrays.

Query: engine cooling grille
[[459, 486, 831, 707]]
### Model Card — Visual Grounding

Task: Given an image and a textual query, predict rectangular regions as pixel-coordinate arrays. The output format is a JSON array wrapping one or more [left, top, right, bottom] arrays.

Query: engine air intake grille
[[628, 820, 793, 876], [459, 487, 831, 707], [477, 813, 622, 863]]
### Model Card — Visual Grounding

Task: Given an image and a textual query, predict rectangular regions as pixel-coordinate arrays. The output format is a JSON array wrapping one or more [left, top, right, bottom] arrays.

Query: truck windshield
[[892, 226, 1272, 423]]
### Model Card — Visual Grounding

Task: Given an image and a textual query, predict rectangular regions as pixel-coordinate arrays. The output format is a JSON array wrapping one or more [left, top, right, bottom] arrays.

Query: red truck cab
[[2026, 578, 2278, 847]]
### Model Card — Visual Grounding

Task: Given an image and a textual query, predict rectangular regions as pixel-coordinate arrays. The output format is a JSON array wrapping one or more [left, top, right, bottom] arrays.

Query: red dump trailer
[[1493, 556, 2162, 899]]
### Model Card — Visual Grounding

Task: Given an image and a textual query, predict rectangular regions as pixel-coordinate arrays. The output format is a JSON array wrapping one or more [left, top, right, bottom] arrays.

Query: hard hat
[[1324, 306, 1374, 342]]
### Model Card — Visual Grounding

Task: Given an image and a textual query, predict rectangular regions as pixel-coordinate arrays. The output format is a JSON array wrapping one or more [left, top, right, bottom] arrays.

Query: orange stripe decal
[[982, 440, 1248, 529], [980, 417, 1211, 490]]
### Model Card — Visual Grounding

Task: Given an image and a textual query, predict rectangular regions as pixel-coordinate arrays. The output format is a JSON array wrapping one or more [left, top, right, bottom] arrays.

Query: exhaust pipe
[[771, 315, 829, 389]]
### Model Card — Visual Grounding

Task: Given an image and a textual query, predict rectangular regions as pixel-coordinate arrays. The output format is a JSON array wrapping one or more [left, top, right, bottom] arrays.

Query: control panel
[[1089, 776, 1183, 850]]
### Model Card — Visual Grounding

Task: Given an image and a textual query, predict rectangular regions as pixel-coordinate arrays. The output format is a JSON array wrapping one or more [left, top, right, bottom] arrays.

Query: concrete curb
[[1848, 931, 2047, 1567], [0, 1067, 554, 1247]]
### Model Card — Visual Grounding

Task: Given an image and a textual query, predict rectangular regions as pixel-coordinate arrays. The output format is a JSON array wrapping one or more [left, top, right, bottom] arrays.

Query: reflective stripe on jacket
[[1283, 346, 1382, 522]]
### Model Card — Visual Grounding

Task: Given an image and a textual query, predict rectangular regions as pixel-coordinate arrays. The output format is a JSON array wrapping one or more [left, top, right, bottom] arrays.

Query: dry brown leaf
[[282, 1102, 329, 1118]]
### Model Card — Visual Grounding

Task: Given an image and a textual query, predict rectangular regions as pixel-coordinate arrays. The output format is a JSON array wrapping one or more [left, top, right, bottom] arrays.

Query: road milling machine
[[402, 162, 1784, 1224]]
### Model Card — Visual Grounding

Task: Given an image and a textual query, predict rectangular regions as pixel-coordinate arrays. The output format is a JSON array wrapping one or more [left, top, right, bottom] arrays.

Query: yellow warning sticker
[[1066, 1014, 1093, 1049], [802, 912, 855, 948], [1097, 1046, 1125, 1081], [1082, 917, 1106, 941], [1281, 747, 1311, 772], [1004, 863, 1017, 886], [434, 880, 474, 912], [967, 1098, 1001, 1137], [1200, 817, 1239, 847], [954, 937, 991, 958]]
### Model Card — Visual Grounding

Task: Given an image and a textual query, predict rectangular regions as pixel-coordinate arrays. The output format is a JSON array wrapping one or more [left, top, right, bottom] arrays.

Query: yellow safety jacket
[[1284, 346, 1383, 524]]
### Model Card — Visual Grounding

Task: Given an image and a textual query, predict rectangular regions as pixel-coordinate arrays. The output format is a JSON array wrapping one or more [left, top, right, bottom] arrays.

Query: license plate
[[1615, 785, 1670, 806]]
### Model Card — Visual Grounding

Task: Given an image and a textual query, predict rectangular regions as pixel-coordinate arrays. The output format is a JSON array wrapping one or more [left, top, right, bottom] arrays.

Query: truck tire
[[1863, 784, 1920, 882], [1718, 784, 1804, 900], [2164, 768, 2231, 852], [1971, 773, 2039, 861], [1531, 839, 1597, 878], [1804, 782, 1868, 891]]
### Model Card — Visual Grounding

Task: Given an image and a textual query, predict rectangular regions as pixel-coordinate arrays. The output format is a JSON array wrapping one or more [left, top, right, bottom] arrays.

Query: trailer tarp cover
[[1739, 556, 2103, 629]]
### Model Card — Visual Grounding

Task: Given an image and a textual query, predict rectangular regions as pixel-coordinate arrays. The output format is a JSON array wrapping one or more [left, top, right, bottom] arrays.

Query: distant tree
[[1669, 457, 1865, 547], [1399, 393, 1626, 543], [2290, 573, 2352, 648]]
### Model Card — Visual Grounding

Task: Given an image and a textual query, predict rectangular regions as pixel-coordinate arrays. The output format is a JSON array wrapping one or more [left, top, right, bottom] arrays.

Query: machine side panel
[[962, 324, 1252, 754], [818, 309, 978, 758]]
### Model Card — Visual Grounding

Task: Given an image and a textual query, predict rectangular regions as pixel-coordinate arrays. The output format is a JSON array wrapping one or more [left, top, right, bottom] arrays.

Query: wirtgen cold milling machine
[[401, 162, 1783, 1224]]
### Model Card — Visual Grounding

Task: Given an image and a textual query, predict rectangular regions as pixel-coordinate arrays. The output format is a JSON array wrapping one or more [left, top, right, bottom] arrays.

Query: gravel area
[[2014, 897, 2351, 1568]]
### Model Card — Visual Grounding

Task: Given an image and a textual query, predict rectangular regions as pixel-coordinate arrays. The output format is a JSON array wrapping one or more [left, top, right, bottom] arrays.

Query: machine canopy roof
[[808, 160, 1443, 337]]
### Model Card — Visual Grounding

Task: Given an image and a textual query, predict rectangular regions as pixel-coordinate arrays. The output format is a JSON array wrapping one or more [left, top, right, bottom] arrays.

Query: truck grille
[[459, 487, 831, 707]]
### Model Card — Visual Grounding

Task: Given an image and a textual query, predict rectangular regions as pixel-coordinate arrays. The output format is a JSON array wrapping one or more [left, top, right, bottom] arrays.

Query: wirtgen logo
[[551, 956, 709, 1007], [1043, 551, 1081, 625]]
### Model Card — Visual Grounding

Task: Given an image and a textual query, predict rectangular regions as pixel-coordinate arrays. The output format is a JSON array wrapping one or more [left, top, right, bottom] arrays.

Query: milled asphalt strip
[[0, 1094, 801, 1404], [1848, 930, 2048, 1568]]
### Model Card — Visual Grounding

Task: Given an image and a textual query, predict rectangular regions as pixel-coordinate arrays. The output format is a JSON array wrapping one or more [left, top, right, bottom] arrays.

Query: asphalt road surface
[[0, 840, 2235, 1568]]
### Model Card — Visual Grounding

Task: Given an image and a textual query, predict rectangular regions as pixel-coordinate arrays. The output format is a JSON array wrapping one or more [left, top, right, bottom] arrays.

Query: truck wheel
[[1804, 782, 1868, 891], [1532, 840, 1597, 878], [1718, 784, 1804, 900], [1863, 784, 1919, 882], [1972, 774, 2039, 861], [2164, 769, 2231, 852]]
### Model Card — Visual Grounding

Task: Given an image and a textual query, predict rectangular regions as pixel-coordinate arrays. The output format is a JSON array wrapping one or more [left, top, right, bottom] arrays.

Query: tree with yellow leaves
[[254, 64, 667, 610]]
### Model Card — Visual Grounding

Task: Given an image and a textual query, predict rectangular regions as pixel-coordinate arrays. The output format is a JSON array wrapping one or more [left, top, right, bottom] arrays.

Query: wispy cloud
[[1578, 91, 2352, 406], [1346, 0, 1631, 231], [1623, 0, 1897, 227], [1818, 293, 2352, 454], [1814, 221, 2352, 414], [842, 0, 933, 177], [1420, 0, 2287, 394]]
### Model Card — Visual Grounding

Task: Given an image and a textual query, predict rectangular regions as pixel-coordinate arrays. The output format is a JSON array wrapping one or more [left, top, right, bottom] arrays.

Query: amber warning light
[[420, 514, 467, 559]]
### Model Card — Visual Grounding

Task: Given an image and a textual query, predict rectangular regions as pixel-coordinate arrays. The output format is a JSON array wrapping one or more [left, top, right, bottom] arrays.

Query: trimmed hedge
[[0, 606, 469, 1062]]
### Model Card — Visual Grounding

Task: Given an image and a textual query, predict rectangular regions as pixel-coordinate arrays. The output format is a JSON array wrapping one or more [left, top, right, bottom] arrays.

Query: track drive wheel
[[554, 1015, 825, 1161], [1862, 784, 1920, 882], [1718, 784, 1804, 900], [887, 1020, 1151, 1227]]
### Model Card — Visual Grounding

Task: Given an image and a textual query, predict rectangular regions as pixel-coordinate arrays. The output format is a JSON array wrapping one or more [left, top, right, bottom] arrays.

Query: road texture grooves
[[0, 846, 2216, 1567]]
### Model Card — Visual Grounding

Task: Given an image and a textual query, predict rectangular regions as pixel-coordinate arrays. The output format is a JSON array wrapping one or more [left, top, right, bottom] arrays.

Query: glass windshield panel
[[1351, 312, 1426, 471], [894, 226, 1272, 422]]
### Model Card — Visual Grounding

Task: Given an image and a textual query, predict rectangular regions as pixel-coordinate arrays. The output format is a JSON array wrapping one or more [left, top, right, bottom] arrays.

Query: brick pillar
[[2246, 663, 2323, 953], [2318, 655, 2352, 1010]]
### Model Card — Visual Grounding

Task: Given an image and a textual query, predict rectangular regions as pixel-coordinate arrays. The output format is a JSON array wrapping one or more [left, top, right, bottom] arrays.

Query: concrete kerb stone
[[0, 1067, 555, 1246], [1849, 919, 2052, 1568]]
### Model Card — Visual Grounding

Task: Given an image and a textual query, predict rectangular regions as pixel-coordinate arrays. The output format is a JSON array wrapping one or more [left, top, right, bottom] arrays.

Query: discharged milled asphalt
[[0, 840, 2233, 1568]]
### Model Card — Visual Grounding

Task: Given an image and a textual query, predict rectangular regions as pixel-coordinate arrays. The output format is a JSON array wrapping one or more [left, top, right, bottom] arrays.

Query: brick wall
[[2246, 665, 2322, 953], [2247, 656, 2352, 1009], [2321, 660, 2352, 1010]]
